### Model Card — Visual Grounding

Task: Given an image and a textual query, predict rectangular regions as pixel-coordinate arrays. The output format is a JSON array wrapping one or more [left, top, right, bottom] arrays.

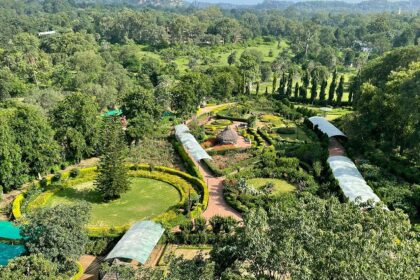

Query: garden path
[[79, 255, 103, 280], [328, 138, 346, 156], [199, 163, 242, 221]]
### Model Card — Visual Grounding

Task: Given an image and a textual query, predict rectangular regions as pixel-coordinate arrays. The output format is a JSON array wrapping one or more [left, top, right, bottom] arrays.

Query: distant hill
[[188, 0, 420, 12]]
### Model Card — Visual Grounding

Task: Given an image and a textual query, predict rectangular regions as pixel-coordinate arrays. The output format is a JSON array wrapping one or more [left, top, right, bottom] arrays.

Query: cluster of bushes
[[215, 113, 248, 123], [289, 97, 351, 107], [247, 128, 264, 147], [172, 138, 204, 180], [358, 161, 419, 220], [166, 215, 237, 245], [223, 178, 289, 213], [257, 128, 275, 145], [295, 106, 319, 117], [84, 237, 118, 256], [207, 146, 250, 156]]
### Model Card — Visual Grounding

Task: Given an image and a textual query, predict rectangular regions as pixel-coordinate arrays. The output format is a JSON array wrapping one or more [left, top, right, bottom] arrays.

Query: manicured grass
[[259, 114, 284, 126], [46, 178, 181, 227], [247, 178, 296, 195], [295, 104, 353, 120]]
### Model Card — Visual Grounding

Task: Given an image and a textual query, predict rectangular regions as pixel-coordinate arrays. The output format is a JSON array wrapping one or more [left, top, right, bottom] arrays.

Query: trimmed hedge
[[70, 261, 84, 280], [12, 194, 24, 219], [130, 164, 208, 209], [207, 147, 250, 156], [172, 138, 204, 180], [215, 114, 248, 122], [202, 159, 224, 177], [86, 224, 130, 238], [257, 128, 275, 145]]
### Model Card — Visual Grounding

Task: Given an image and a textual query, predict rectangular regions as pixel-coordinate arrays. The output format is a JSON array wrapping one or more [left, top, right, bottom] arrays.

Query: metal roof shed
[[327, 156, 381, 204], [174, 124, 212, 162], [308, 116, 346, 138], [105, 221, 164, 265]]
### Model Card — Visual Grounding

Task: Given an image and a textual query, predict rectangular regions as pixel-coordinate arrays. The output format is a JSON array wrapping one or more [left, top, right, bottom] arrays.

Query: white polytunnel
[[105, 221, 164, 265], [328, 156, 381, 204], [308, 116, 346, 138], [174, 124, 212, 162]]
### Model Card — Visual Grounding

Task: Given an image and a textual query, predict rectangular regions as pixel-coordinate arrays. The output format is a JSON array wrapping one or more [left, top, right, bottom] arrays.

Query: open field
[[46, 178, 181, 227]]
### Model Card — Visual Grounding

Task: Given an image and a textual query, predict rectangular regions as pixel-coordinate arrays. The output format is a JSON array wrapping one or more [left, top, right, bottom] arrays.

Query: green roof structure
[[102, 109, 122, 117], [105, 221, 164, 265]]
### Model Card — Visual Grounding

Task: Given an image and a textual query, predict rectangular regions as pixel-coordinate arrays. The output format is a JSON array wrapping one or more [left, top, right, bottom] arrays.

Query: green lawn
[[247, 178, 296, 195], [46, 178, 180, 227], [295, 104, 353, 120]]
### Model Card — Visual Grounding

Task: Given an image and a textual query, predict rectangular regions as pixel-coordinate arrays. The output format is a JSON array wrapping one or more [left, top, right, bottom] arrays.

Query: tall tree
[[51, 92, 100, 162], [328, 69, 337, 103], [294, 82, 299, 98], [319, 79, 327, 102], [227, 51, 237, 65], [95, 117, 130, 201], [286, 72, 293, 97], [0, 121, 25, 192], [336, 75, 345, 106], [21, 203, 90, 263], [310, 78, 318, 103], [121, 88, 159, 143], [272, 75, 277, 94]]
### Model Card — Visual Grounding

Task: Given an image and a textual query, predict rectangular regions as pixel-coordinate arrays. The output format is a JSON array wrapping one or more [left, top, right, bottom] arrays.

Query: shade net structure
[[105, 221, 164, 265], [0, 221, 22, 240], [174, 124, 212, 162], [328, 156, 381, 204], [308, 116, 346, 138]]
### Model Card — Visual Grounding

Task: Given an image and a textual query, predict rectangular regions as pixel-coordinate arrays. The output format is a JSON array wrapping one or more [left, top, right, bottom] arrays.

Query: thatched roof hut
[[217, 126, 238, 144]]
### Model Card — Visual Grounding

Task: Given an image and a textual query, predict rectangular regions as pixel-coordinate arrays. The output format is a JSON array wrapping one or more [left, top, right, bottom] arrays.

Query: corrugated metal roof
[[308, 116, 346, 138], [175, 124, 212, 162], [328, 156, 381, 204], [105, 221, 164, 265]]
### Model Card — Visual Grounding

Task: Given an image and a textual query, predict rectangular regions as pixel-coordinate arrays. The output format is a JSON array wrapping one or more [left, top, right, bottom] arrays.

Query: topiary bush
[[69, 168, 80, 178]]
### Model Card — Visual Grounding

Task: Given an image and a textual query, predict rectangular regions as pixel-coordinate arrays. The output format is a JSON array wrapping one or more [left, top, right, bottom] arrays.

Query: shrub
[[69, 168, 80, 178], [12, 194, 24, 219], [202, 159, 224, 177], [194, 216, 207, 232], [172, 138, 203, 180], [84, 237, 116, 256], [51, 173, 62, 183], [70, 262, 84, 280], [277, 127, 295, 134]]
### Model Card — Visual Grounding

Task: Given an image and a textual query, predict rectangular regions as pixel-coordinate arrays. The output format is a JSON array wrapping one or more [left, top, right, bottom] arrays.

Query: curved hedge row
[[12, 193, 24, 219], [70, 261, 84, 280], [15, 164, 208, 236], [130, 164, 208, 209]]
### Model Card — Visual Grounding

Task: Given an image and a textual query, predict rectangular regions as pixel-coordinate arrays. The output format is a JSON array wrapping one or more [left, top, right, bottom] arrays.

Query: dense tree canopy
[[21, 203, 91, 263], [211, 194, 419, 279]]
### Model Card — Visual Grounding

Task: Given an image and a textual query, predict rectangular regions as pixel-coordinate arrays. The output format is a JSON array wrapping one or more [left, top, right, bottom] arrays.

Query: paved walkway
[[328, 138, 346, 156], [79, 255, 103, 280], [199, 163, 242, 221]]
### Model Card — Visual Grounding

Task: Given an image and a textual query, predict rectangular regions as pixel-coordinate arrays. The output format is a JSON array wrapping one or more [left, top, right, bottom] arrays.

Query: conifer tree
[[328, 69, 337, 103], [319, 79, 327, 102], [299, 86, 307, 99], [336, 75, 345, 106], [95, 117, 130, 201], [256, 82, 260, 95], [272, 75, 277, 94], [294, 82, 299, 98], [286, 72, 293, 97], [310, 78, 318, 103]]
